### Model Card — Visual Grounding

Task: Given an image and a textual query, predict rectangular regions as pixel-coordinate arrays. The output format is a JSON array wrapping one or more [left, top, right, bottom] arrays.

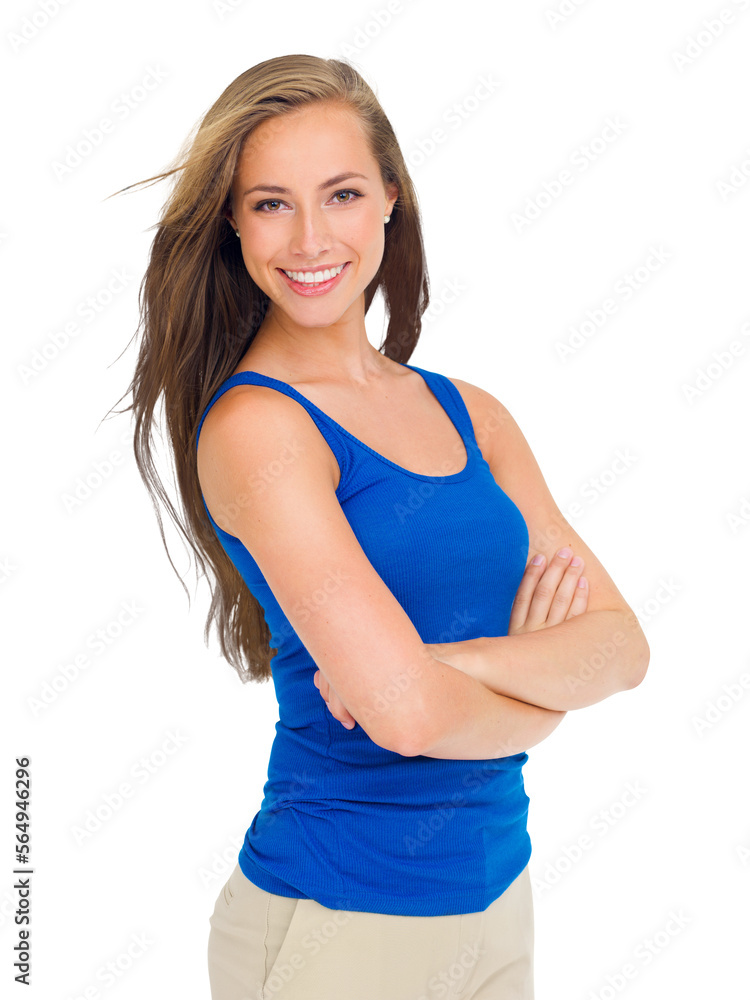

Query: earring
[[384, 215, 390, 223], [235, 230, 240, 237]]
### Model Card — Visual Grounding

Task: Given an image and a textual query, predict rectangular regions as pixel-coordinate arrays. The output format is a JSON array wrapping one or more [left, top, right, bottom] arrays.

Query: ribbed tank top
[[196, 362, 531, 916]]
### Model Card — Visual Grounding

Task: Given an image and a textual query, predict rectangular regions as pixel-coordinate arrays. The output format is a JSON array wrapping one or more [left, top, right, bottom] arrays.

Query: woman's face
[[227, 101, 398, 333]]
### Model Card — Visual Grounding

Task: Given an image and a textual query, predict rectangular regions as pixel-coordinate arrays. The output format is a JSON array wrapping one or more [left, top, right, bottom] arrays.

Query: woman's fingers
[[328, 689, 357, 729], [565, 574, 589, 620], [313, 669, 356, 730], [524, 547, 579, 629], [545, 556, 583, 627], [510, 548, 589, 634], [508, 553, 547, 634], [313, 669, 328, 699]]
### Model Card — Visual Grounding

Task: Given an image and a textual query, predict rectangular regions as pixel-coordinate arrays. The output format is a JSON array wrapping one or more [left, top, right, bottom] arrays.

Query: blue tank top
[[196, 362, 531, 916]]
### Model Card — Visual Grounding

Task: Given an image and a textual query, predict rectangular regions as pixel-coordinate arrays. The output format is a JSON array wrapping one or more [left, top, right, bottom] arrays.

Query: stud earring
[[384, 215, 390, 223], [235, 230, 240, 237]]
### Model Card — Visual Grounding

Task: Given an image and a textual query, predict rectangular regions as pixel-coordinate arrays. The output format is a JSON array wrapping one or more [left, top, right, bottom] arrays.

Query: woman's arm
[[199, 384, 565, 761], [407, 662, 569, 760], [426, 546, 646, 712], [306, 377, 648, 751], [316, 640, 567, 759], [432, 378, 650, 712], [316, 547, 590, 754], [427, 609, 644, 712]]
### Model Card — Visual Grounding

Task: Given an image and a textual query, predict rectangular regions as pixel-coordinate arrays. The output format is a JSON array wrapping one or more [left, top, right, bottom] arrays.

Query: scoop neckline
[[223, 363, 477, 484]]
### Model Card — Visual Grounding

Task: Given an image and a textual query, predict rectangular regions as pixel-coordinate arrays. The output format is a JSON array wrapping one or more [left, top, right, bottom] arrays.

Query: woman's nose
[[287, 207, 330, 259]]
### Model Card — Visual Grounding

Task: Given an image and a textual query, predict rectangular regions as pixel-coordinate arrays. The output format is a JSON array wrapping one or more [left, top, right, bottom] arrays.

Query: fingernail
[[532, 554, 544, 565], [557, 547, 572, 559], [577, 576, 587, 588], [570, 556, 582, 568]]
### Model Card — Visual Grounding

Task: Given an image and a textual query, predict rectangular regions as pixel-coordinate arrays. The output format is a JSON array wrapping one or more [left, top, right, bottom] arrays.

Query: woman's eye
[[253, 190, 361, 212], [255, 199, 283, 212], [333, 189, 360, 204]]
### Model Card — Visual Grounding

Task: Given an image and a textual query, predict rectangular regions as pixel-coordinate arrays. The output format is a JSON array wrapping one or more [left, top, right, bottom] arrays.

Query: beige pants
[[207, 862, 534, 1000]]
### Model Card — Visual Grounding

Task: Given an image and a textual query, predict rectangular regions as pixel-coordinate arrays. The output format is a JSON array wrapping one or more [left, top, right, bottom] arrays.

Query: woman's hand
[[508, 547, 588, 636], [314, 547, 587, 725], [313, 669, 357, 730]]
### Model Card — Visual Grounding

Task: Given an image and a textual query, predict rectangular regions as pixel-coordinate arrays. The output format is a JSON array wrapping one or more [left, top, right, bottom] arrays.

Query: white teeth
[[283, 263, 345, 285]]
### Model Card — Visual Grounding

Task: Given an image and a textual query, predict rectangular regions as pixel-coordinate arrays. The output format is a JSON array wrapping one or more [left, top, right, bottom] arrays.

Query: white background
[[3, 0, 749, 997]]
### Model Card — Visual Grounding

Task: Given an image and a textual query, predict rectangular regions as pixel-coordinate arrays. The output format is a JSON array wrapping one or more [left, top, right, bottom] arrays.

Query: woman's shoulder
[[440, 373, 512, 429], [196, 379, 341, 498]]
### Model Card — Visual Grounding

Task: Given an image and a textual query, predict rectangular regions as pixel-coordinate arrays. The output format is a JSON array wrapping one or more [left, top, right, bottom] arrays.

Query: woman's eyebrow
[[242, 171, 369, 198]]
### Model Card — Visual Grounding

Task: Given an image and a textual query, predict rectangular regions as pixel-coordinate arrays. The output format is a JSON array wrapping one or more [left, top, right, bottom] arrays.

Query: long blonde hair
[[109, 54, 430, 682]]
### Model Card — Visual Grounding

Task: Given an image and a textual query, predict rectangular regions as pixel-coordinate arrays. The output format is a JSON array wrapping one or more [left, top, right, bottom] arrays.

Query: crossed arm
[[315, 543, 635, 728], [314, 379, 650, 744]]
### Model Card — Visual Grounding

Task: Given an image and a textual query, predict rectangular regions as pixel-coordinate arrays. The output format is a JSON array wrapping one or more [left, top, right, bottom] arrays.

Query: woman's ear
[[386, 183, 398, 217]]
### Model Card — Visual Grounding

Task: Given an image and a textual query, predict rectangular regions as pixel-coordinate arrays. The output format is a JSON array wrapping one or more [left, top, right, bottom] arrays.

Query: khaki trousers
[[207, 862, 534, 1000]]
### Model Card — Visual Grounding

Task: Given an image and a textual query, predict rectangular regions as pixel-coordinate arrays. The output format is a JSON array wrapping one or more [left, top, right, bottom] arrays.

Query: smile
[[282, 263, 347, 285], [278, 262, 350, 296]]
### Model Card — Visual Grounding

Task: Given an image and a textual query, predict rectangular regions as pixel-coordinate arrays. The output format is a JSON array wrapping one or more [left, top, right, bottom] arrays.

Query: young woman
[[118, 54, 649, 1000]]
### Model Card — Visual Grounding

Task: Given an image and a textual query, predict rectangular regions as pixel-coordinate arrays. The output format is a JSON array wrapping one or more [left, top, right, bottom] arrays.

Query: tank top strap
[[403, 364, 478, 447], [196, 371, 351, 486]]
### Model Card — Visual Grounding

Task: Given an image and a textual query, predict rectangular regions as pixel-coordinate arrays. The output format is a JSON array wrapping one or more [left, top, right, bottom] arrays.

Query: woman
[[118, 54, 649, 1000]]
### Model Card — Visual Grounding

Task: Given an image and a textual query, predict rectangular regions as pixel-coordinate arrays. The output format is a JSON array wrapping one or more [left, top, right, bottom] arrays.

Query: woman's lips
[[278, 262, 350, 297]]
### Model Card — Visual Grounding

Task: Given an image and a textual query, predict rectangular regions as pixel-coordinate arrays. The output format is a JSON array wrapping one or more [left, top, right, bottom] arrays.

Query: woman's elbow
[[624, 623, 650, 690]]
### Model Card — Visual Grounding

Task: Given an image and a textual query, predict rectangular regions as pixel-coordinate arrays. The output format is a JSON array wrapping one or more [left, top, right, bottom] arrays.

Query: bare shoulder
[[196, 382, 340, 532], [195, 376, 443, 756], [444, 374, 634, 617], [442, 375, 509, 416], [442, 375, 514, 466]]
